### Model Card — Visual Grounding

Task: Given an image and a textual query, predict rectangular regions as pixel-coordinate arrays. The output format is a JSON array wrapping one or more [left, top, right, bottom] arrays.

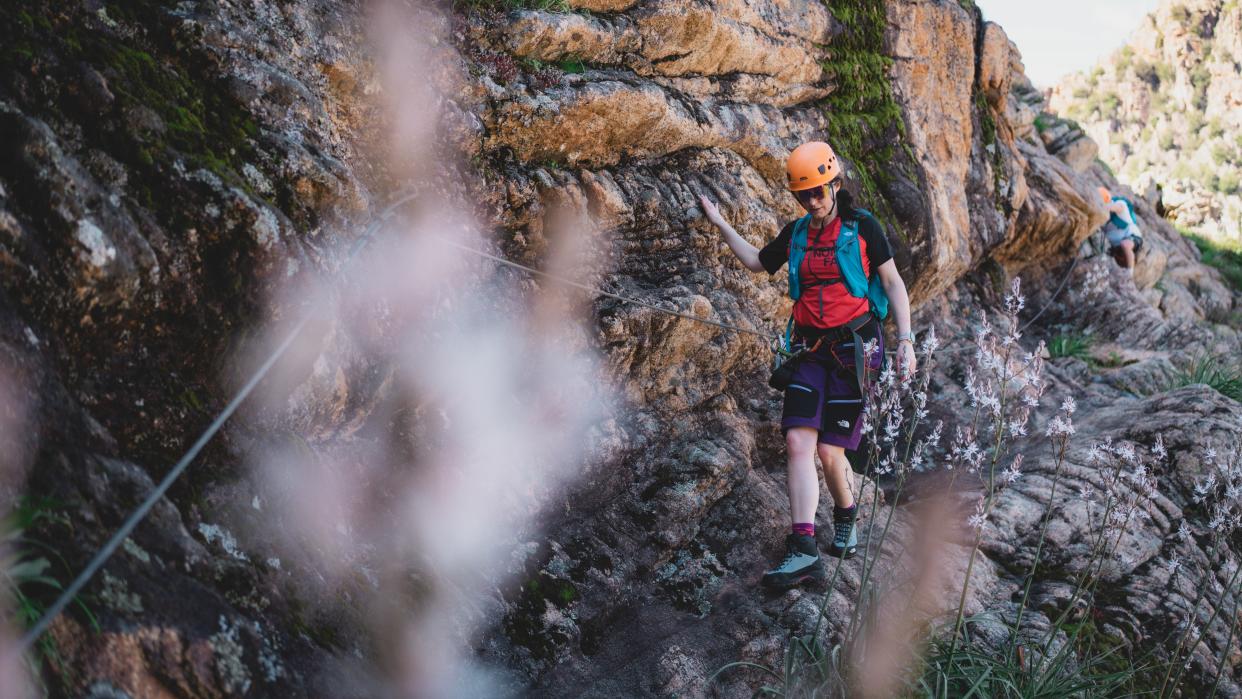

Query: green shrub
[[1100, 92, 1122, 118], [2, 496, 91, 677], [1155, 61, 1176, 85], [1115, 46, 1134, 77], [915, 622, 1146, 698], [1134, 59, 1160, 87], [1048, 332, 1093, 361], [1211, 143, 1232, 165], [1181, 229, 1242, 292], [1166, 353, 1242, 402], [1191, 66, 1211, 109], [1219, 171, 1241, 195]]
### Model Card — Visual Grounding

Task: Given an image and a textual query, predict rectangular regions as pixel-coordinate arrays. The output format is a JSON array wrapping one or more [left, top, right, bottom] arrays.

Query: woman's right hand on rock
[[699, 195, 725, 228]]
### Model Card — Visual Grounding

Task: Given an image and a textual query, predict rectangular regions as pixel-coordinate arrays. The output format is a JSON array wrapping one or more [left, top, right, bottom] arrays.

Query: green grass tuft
[[914, 618, 1148, 699], [1166, 353, 1242, 402], [1048, 333, 1093, 362]]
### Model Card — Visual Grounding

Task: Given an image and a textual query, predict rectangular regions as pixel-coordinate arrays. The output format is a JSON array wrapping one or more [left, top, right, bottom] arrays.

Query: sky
[[978, 0, 1163, 87]]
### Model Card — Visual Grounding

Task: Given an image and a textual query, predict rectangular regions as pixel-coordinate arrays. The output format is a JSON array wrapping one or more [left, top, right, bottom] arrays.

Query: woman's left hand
[[896, 340, 917, 378]]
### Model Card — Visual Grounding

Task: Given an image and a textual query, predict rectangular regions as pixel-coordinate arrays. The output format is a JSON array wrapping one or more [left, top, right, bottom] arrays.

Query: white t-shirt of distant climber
[[1109, 200, 1137, 227], [1105, 199, 1142, 247]]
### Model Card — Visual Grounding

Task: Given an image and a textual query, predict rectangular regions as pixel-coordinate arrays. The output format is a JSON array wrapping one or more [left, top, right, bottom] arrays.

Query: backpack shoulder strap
[[788, 214, 812, 300], [838, 207, 891, 320]]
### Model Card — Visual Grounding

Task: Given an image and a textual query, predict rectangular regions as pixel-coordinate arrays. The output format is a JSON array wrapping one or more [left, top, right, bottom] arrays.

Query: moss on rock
[[0, 0, 262, 206], [819, 0, 910, 221]]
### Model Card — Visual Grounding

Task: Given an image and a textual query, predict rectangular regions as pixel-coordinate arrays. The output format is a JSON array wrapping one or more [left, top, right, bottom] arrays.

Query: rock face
[[0, 1, 1240, 698], [1049, 0, 1242, 242]]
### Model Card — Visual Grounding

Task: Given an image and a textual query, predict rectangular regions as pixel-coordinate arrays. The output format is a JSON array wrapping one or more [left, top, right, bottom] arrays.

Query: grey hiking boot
[[761, 533, 824, 589], [828, 512, 858, 559]]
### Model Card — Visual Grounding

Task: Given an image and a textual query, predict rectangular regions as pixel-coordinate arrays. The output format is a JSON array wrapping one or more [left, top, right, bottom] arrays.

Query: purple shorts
[[781, 329, 884, 450]]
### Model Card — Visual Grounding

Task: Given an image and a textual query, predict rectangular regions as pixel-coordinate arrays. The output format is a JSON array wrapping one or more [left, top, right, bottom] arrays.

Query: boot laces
[[778, 541, 800, 568], [833, 520, 853, 545]]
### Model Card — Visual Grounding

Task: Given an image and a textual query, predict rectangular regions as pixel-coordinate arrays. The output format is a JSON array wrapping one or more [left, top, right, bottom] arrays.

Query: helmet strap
[[810, 181, 840, 227], [826, 181, 839, 219]]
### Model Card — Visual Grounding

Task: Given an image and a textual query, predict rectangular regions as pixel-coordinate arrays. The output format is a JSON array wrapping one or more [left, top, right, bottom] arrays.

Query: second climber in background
[[1099, 186, 1144, 274], [698, 140, 916, 589]]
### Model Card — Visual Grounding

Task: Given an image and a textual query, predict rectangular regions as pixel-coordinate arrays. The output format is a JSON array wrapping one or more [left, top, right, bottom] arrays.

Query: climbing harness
[[768, 334, 822, 390]]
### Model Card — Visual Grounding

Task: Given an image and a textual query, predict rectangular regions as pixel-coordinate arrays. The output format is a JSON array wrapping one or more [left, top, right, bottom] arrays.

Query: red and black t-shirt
[[758, 212, 893, 329]]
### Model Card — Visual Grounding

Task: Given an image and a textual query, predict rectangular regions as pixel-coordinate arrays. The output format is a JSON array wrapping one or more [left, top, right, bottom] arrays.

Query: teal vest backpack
[[772, 209, 891, 392], [787, 209, 890, 318], [1107, 197, 1137, 230]]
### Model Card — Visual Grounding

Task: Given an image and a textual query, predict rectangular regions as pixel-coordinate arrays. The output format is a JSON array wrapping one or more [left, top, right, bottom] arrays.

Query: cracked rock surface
[[1, 0, 1239, 696]]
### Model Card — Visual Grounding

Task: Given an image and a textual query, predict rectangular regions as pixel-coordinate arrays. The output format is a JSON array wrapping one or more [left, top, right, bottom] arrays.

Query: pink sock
[[792, 522, 815, 537]]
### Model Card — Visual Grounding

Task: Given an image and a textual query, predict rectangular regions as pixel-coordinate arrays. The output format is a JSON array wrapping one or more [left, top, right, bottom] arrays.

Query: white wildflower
[[1194, 473, 1218, 503], [862, 338, 880, 362], [1151, 434, 1167, 460], [1004, 277, 1025, 315], [1005, 454, 1024, 484], [1046, 415, 1075, 437], [968, 500, 988, 531], [1116, 443, 1137, 464], [1209, 512, 1226, 531]]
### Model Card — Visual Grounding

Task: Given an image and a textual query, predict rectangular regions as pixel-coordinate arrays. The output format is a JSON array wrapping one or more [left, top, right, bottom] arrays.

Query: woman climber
[[699, 140, 917, 589], [1098, 186, 1144, 273]]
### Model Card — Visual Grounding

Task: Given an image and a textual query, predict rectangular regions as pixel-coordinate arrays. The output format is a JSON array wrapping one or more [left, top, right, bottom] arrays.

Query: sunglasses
[[793, 180, 839, 207]]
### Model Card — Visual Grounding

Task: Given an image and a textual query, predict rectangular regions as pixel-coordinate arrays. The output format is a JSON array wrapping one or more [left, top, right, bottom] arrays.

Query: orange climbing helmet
[[787, 141, 842, 192], [1098, 186, 1112, 205]]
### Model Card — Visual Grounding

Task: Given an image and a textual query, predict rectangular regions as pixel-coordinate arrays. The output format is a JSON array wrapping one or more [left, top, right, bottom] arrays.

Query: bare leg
[[818, 443, 855, 509], [1121, 239, 1136, 269], [786, 427, 820, 524]]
